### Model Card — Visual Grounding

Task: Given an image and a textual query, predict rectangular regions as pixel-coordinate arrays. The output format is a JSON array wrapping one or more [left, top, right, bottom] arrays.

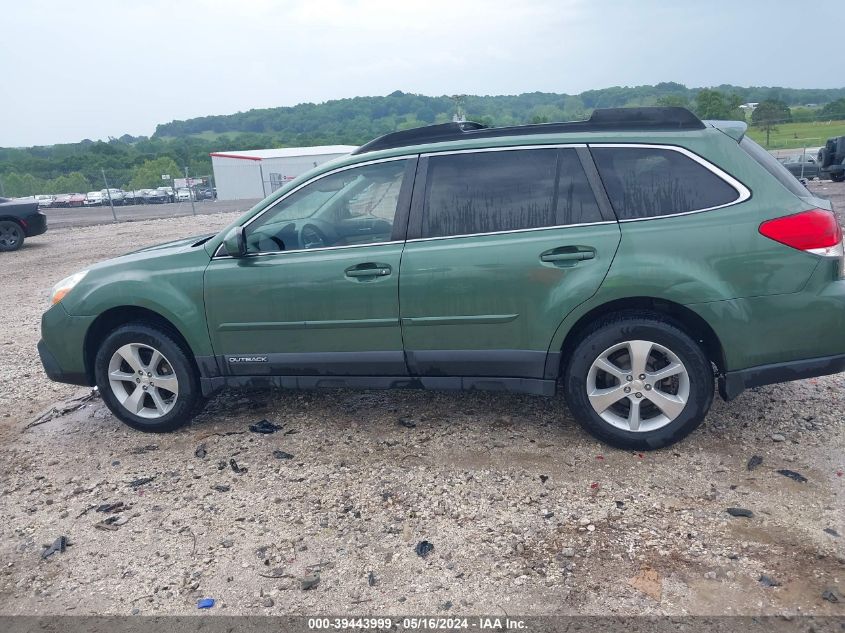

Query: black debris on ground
[[272, 450, 294, 460], [777, 469, 808, 483], [301, 574, 320, 590], [822, 588, 841, 603], [41, 536, 67, 559], [249, 419, 283, 434], [96, 502, 127, 514], [230, 459, 247, 474], [367, 571, 377, 587], [539, 475, 549, 484], [212, 485, 231, 493], [415, 540, 434, 558], [823, 528, 840, 537], [128, 476, 155, 488], [726, 508, 754, 518], [129, 444, 158, 455], [746, 455, 763, 471], [759, 574, 781, 587], [194, 444, 207, 459], [397, 418, 416, 429]]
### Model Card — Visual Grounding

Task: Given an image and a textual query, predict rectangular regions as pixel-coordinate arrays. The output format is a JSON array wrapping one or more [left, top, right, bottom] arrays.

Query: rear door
[[399, 146, 621, 381]]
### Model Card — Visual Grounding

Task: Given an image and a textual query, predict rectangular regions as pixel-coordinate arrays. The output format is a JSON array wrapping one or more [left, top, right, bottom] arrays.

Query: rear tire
[[563, 312, 714, 450], [94, 323, 201, 432], [0, 220, 25, 252]]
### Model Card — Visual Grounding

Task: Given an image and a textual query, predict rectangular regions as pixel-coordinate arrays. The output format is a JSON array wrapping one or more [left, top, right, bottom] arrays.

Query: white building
[[210, 145, 357, 200]]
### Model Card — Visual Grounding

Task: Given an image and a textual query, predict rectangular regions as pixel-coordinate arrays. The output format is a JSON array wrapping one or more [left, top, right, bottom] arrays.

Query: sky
[[0, 0, 835, 147]]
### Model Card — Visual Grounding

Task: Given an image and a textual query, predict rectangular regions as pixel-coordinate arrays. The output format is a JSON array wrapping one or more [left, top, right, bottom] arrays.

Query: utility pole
[[101, 168, 118, 222], [185, 166, 196, 215]]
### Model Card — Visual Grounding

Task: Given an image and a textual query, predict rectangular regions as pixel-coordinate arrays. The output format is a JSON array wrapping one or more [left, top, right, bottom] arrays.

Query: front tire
[[563, 312, 714, 450], [0, 220, 25, 252], [94, 323, 202, 432]]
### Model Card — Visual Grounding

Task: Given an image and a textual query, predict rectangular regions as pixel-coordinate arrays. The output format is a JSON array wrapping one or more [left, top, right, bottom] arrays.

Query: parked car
[[51, 194, 72, 208], [36, 195, 54, 208], [0, 196, 48, 251], [817, 136, 845, 182], [176, 188, 195, 201], [103, 188, 126, 205], [67, 193, 86, 207], [84, 191, 106, 206], [144, 188, 170, 204], [37, 107, 845, 449], [195, 187, 217, 201], [781, 152, 819, 180]]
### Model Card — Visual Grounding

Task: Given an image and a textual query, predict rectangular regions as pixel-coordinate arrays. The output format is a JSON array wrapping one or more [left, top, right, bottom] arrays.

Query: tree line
[[2, 84, 845, 198]]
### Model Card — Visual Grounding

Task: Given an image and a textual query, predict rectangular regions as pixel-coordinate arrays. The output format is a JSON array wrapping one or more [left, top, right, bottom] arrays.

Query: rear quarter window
[[738, 136, 810, 199], [591, 146, 742, 220]]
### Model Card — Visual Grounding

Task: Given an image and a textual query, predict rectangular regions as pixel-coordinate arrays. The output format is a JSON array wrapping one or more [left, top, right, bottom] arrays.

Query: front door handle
[[539, 248, 596, 264], [345, 263, 392, 279]]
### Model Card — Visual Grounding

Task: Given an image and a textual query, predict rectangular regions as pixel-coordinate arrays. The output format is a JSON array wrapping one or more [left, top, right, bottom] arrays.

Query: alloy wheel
[[107, 343, 179, 419], [586, 339, 690, 433]]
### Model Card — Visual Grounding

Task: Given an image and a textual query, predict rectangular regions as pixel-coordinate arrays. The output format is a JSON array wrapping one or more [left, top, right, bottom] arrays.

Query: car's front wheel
[[94, 323, 203, 432], [563, 312, 714, 450], [0, 220, 25, 252]]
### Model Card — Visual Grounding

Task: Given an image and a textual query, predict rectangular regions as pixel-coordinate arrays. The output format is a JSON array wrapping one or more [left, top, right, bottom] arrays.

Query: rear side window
[[421, 148, 602, 238], [739, 136, 810, 198], [591, 147, 741, 220]]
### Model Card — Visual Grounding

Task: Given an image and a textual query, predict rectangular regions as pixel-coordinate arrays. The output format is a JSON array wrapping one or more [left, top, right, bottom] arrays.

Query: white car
[[176, 188, 194, 201], [103, 188, 125, 204], [35, 195, 54, 208], [84, 191, 105, 206]]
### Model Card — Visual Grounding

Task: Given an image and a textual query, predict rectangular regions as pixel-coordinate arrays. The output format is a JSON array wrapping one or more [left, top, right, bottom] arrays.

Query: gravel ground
[[0, 187, 843, 617]]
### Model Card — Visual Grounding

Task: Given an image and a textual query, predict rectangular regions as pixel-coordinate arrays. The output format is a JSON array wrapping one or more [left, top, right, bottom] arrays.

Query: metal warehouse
[[210, 145, 357, 200]]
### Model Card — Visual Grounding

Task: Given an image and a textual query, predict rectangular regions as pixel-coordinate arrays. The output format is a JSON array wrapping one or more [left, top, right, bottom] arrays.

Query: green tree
[[129, 157, 182, 190], [752, 100, 792, 147], [692, 89, 744, 120], [821, 98, 845, 119]]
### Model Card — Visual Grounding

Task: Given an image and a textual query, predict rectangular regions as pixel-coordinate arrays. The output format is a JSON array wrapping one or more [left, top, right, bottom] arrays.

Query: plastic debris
[[301, 574, 320, 590], [272, 450, 294, 460], [822, 588, 841, 603], [249, 419, 283, 434], [194, 444, 207, 459], [539, 475, 549, 484], [367, 571, 377, 587], [415, 540, 434, 558], [41, 536, 67, 559], [777, 469, 807, 483], [128, 476, 155, 488], [746, 455, 763, 471], [726, 507, 754, 518], [824, 527, 840, 537], [229, 459, 247, 474], [197, 598, 215, 609], [759, 574, 781, 587]]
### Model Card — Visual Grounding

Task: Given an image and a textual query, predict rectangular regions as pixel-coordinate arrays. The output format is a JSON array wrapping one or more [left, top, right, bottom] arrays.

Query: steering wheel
[[300, 224, 328, 249]]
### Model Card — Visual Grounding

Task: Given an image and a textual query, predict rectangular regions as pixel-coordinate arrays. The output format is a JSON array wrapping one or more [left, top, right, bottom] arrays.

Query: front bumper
[[719, 353, 845, 400], [38, 339, 89, 386], [38, 303, 94, 386]]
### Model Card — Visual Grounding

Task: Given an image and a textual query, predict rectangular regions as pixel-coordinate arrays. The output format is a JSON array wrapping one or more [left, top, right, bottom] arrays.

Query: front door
[[204, 157, 416, 378], [399, 147, 620, 380]]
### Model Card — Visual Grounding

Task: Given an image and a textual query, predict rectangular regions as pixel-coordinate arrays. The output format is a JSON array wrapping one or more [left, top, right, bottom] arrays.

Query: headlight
[[50, 270, 88, 305]]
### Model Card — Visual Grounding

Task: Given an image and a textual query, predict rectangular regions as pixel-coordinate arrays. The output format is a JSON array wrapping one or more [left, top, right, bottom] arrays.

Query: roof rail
[[352, 107, 705, 155]]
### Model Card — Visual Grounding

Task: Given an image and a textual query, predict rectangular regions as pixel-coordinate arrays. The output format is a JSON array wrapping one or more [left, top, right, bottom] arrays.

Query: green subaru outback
[[38, 107, 845, 449]]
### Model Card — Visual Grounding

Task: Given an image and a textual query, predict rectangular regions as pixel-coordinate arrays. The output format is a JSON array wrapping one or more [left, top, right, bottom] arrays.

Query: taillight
[[759, 209, 843, 256]]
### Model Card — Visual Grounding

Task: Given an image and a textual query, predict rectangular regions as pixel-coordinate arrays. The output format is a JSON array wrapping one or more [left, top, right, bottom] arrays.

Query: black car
[[781, 152, 819, 180], [818, 136, 845, 182], [0, 197, 48, 252]]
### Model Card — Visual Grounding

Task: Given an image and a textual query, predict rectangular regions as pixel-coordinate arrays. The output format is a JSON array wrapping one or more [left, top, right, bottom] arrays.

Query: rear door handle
[[345, 263, 392, 279], [539, 248, 596, 264]]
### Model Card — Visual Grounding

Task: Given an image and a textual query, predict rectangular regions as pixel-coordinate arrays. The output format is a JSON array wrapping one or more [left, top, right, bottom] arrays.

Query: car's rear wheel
[[0, 220, 25, 252], [94, 323, 202, 432], [563, 312, 714, 450]]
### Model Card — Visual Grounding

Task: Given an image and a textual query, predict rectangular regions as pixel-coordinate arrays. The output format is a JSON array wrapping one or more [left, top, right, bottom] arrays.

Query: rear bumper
[[719, 353, 845, 401], [25, 212, 47, 237]]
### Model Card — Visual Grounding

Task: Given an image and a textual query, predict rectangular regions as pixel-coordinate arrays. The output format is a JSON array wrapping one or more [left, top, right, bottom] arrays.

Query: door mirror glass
[[223, 227, 246, 257]]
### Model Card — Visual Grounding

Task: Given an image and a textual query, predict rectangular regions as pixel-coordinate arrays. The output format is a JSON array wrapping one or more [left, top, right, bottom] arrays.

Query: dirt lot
[[0, 185, 844, 617]]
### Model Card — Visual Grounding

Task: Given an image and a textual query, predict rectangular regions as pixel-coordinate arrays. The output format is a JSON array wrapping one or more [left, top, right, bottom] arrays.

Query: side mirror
[[223, 227, 246, 257]]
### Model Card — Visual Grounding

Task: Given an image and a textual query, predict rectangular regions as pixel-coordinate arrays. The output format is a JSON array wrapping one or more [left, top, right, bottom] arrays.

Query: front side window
[[591, 147, 741, 220], [421, 148, 602, 239], [244, 159, 408, 253]]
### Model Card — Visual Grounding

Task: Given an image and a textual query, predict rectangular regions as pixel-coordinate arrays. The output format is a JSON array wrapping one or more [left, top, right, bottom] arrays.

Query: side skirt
[[199, 375, 556, 398]]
